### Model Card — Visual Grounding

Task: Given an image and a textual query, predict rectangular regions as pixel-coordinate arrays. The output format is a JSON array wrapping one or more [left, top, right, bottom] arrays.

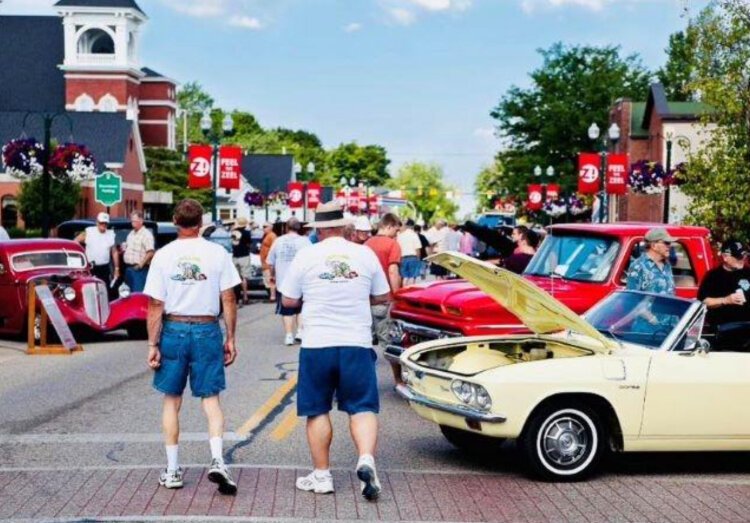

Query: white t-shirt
[[279, 236, 390, 349], [266, 233, 312, 288], [85, 226, 115, 265], [144, 237, 241, 316], [426, 227, 449, 253], [397, 229, 422, 258]]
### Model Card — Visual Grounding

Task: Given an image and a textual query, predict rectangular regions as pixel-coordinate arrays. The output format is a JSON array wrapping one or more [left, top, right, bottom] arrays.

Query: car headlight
[[118, 283, 131, 299], [451, 379, 492, 411], [62, 287, 77, 302], [384, 320, 403, 344]]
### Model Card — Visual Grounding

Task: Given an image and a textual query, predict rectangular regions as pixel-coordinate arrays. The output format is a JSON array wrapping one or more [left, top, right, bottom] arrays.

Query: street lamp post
[[292, 161, 316, 220], [21, 112, 73, 238], [662, 133, 691, 224], [200, 110, 234, 223], [588, 122, 620, 223]]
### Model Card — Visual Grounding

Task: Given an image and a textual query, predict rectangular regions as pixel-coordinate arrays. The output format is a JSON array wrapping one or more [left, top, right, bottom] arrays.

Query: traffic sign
[[95, 171, 123, 207]]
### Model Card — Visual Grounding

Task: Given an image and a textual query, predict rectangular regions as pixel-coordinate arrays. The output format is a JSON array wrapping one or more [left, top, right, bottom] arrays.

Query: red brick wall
[[140, 106, 172, 120], [139, 124, 168, 148], [139, 81, 174, 101], [65, 76, 140, 108]]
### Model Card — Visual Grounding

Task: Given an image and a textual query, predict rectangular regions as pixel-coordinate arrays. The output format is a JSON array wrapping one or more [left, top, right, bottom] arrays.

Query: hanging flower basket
[[542, 197, 568, 218], [567, 194, 588, 216], [267, 191, 288, 210], [1, 137, 44, 179], [666, 162, 688, 186], [49, 143, 96, 181], [244, 190, 265, 208], [629, 160, 668, 194]]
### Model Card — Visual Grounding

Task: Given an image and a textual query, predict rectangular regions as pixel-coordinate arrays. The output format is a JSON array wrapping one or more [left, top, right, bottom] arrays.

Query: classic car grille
[[400, 321, 461, 348], [82, 282, 110, 325]]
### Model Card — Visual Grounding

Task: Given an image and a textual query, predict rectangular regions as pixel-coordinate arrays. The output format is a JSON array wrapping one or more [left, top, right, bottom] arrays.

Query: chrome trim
[[395, 384, 506, 423], [398, 320, 461, 339], [384, 344, 404, 362]]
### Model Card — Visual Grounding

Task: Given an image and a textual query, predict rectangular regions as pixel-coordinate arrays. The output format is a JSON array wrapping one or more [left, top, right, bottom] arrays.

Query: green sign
[[95, 171, 123, 207]]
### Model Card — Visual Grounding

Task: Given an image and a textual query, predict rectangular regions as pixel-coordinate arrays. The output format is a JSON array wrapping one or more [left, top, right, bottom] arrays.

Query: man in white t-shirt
[[144, 199, 241, 496], [279, 201, 390, 502], [426, 220, 450, 279], [397, 219, 422, 287], [76, 212, 120, 286], [267, 217, 312, 345]]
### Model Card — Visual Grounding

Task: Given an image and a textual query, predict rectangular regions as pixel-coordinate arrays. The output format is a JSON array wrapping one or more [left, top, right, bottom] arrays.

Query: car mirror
[[682, 338, 711, 356]]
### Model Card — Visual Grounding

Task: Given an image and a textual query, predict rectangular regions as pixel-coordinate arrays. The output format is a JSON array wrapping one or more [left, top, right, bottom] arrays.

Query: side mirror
[[682, 338, 711, 356]]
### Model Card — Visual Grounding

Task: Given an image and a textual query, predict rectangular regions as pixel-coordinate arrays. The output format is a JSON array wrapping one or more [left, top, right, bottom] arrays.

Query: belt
[[164, 314, 218, 324]]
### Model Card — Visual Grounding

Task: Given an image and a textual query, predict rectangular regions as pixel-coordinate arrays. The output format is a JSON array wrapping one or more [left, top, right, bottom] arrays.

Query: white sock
[[313, 468, 331, 478], [357, 454, 375, 468], [209, 437, 223, 463], [166, 445, 179, 472]]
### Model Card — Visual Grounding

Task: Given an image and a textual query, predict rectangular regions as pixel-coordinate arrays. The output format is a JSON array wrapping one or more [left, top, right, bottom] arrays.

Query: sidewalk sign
[[26, 282, 83, 355]]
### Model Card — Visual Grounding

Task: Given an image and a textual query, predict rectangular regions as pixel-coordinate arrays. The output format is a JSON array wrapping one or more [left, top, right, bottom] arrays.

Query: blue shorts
[[297, 347, 379, 417], [400, 256, 421, 279], [153, 321, 226, 398], [276, 291, 302, 316]]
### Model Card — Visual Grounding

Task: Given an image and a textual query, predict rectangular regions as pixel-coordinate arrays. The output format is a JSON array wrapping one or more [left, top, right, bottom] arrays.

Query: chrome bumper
[[395, 384, 507, 423]]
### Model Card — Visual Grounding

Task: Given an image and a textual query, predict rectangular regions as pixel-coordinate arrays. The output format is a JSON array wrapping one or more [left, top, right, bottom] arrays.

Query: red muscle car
[[0, 239, 148, 340], [384, 223, 718, 363]]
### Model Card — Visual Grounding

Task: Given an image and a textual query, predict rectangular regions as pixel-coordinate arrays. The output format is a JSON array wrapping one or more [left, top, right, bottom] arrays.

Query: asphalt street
[[0, 298, 748, 522]]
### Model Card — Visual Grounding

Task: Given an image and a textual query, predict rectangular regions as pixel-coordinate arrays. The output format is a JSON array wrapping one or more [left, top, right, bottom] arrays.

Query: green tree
[[389, 162, 458, 224], [679, 0, 750, 243], [17, 177, 81, 228], [177, 81, 214, 115], [474, 161, 515, 213], [321, 142, 391, 187], [489, 43, 651, 196], [657, 28, 699, 102], [144, 148, 212, 211]]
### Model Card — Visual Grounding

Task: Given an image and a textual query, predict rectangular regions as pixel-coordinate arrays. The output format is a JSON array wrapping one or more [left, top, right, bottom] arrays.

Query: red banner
[[287, 182, 304, 209], [546, 183, 561, 201], [347, 189, 360, 213], [578, 153, 601, 194], [369, 196, 379, 213], [306, 182, 322, 209], [218, 146, 242, 190], [188, 145, 212, 189], [606, 153, 629, 195], [335, 190, 347, 207], [527, 184, 543, 211]]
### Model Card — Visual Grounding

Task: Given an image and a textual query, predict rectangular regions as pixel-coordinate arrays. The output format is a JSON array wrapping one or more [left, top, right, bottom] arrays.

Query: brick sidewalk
[[0, 466, 748, 522]]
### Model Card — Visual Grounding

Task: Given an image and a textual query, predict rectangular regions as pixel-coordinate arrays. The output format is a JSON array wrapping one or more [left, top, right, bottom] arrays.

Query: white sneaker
[[208, 459, 237, 495], [294, 331, 302, 343], [356, 457, 381, 501], [158, 467, 184, 489], [284, 333, 295, 346], [296, 471, 334, 494]]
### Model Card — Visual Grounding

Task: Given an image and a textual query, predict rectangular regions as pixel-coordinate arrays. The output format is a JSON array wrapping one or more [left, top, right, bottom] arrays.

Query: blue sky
[[2, 0, 708, 215]]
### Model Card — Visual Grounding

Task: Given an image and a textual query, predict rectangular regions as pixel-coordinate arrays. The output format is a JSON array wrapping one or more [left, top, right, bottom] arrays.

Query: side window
[[671, 242, 697, 288], [618, 238, 644, 285]]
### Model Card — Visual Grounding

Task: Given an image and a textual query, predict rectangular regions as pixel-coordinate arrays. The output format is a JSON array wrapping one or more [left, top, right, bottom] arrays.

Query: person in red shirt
[[365, 213, 402, 383]]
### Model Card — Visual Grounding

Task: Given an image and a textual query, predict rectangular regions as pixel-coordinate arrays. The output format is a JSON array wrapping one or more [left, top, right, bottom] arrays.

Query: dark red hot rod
[[0, 239, 148, 340]]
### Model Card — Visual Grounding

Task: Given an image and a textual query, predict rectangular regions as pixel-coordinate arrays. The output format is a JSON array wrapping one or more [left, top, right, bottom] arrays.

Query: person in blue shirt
[[626, 228, 676, 296]]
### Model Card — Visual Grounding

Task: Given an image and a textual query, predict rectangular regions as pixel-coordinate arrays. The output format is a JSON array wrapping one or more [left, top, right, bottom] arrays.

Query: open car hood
[[427, 252, 617, 354]]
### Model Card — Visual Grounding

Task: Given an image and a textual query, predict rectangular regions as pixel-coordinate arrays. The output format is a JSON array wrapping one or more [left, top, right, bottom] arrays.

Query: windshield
[[584, 292, 692, 349], [525, 234, 620, 282], [12, 250, 87, 272]]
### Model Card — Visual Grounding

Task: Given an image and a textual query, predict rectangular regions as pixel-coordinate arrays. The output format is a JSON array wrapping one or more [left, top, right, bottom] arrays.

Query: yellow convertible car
[[397, 253, 750, 481]]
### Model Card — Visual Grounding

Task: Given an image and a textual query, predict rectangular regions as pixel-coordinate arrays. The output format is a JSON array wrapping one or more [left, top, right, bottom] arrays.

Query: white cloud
[[518, 0, 659, 14], [382, 0, 472, 26], [159, 0, 226, 18], [229, 15, 263, 29], [406, 0, 472, 11], [388, 7, 417, 25], [344, 22, 363, 33]]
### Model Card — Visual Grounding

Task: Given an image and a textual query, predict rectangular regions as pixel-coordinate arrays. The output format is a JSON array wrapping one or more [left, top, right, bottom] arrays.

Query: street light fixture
[[546, 166, 555, 177], [201, 110, 235, 222], [589, 121, 620, 223]]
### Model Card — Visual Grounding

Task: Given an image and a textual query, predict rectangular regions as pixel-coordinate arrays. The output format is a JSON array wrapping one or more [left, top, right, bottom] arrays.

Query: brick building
[[0, 0, 176, 229], [608, 83, 712, 223]]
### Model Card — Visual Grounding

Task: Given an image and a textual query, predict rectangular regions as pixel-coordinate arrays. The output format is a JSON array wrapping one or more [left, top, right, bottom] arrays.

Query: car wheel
[[439, 425, 504, 452], [126, 323, 148, 340], [521, 402, 605, 481]]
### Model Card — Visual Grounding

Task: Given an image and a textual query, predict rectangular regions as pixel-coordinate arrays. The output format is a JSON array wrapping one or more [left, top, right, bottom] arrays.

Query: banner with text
[[606, 153, 629, 195], [188, 145, 213, 189], [306, 182, 322, 209], [218, 146, 242, 190], [287, 182, 304, 209], [527, 184, 543, 211], [578, 153, 601, 194]]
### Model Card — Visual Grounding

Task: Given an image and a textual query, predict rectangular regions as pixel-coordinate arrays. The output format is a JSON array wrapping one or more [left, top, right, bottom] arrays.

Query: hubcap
[[542, 416, 589, 466]]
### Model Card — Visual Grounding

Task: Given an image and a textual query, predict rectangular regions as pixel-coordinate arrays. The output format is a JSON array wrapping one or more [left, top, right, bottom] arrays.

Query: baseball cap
[[96, 212, 110, 224], [354, 216, 372, 232], [721, 239, 748, 258], [645, 227, 676, 243]]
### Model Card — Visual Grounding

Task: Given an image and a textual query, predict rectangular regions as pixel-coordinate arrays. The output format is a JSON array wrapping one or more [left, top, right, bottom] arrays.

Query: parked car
[[384, 223, 717, 365], [0, 239, 148, 340], [201, 223, 265, 294], [397, 252, 750, 481]]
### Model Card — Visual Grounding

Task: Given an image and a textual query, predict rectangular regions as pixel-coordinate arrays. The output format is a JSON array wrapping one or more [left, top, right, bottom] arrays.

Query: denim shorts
[[297, 347, 379, 417], [400, 256, 422, 279], [153, 321, 226, 398]]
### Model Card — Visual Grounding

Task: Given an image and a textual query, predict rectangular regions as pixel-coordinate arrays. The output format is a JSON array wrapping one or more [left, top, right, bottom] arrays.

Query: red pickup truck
[[384, 223, 717, 362]]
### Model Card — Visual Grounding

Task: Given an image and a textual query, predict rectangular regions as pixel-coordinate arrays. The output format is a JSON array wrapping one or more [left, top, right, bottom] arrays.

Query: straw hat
[[310, 201, 351, 228], [236, 217, 249, 228]]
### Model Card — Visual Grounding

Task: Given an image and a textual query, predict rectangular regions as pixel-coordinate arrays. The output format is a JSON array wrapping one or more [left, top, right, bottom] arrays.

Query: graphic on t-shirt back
[[319, 256, 359, 281], [171, 259, 207, 282]]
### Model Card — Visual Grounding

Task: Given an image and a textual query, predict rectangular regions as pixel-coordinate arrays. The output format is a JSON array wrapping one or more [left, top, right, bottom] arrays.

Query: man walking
[[626, 228, 676, 295], [145, 199, 241, 495], [397, 219, 422, 287], [279, 201, 390, 501], [260, 222, 278, 302], [267, 217, 312, 345], [122, 210, 155, 293], [231, 217, 253, 305], [77, 212, 120, 285]]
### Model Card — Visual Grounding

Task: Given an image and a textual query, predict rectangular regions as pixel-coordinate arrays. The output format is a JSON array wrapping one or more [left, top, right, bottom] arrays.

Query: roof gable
[[641, 83, 711, 129], [241, 155, 293, 193]]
